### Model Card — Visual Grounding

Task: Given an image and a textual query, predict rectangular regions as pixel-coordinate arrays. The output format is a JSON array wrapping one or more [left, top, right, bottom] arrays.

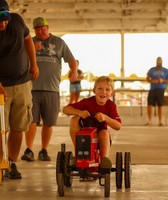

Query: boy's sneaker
[[38, 149, 51, 161], [21, 148, 34, 161], [8, 163, 22, 179], [99, 157, 112, 169]]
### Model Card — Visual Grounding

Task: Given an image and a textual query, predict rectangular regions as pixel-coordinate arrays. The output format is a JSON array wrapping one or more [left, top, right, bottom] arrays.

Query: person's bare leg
[[25, 123, 37, 150], [74, 92, 80, 103], [98, 130, 112, 168], [147, 105, 153, 124], [98, 130, 110, 158], [158, 106, 163, 125], [69, 92, 76, 104], [69, 116, 80, 145], [41, 124, 52, 149], [8, 130, 23, 162]]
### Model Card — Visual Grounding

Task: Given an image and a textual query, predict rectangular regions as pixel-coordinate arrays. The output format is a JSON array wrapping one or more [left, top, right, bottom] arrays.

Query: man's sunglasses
[[0, 11, 10, 21]]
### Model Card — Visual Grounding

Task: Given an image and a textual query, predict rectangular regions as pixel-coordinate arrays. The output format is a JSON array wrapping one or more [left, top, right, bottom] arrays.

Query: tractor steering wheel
[[79, 114, 104, 129]]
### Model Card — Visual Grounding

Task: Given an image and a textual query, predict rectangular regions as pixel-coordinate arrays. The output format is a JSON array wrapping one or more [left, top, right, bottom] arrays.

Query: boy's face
[[93, 81, 113, 105]]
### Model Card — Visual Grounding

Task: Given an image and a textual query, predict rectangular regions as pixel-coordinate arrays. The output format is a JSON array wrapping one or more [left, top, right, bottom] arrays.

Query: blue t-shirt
[[147, 67, 168, 90]]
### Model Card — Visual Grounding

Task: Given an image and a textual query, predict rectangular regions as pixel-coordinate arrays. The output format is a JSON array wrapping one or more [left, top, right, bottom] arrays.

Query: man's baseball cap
[[33, 17, 48, 28], [0, 0, 10, 22]]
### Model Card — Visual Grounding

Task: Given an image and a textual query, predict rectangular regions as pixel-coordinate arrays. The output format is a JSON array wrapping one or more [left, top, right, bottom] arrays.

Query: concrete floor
[[0, 125, 168, 200]]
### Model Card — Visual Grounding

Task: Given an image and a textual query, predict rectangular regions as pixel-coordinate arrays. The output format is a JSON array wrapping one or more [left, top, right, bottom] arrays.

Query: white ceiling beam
[[22, 11, 166, 20], [11, 2, 75, 11], [26, 18, 160, 31], [8, 0, 168, 34], [23, 12, 80, 19], [10, 2, 166, 12], [75, 2, 165, 11]]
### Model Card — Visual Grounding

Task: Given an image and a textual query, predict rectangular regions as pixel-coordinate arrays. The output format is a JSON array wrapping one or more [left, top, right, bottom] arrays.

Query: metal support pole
[[121, 31, 125, 88]]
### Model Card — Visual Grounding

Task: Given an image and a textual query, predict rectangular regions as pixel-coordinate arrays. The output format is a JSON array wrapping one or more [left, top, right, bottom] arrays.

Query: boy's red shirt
[[68, 96, 121, 129]]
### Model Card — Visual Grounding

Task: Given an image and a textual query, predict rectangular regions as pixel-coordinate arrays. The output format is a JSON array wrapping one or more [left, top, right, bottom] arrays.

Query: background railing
[[60, 76, 168, 117]]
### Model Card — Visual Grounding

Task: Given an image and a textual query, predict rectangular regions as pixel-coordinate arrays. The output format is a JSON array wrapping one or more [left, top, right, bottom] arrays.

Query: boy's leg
[[98, 130, 112, 169], [69, 116, 81, 145], [98, 130, 110, 158]]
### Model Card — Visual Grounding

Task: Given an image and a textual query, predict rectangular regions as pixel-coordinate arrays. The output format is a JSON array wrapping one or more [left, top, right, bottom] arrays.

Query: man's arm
[[68, 57, 78, 82], [24, 34, 39, 80], [146, 75, 159, 84]]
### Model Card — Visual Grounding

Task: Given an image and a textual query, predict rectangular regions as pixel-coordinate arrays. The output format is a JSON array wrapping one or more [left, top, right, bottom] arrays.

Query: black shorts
[[147, 89, 165, 106]]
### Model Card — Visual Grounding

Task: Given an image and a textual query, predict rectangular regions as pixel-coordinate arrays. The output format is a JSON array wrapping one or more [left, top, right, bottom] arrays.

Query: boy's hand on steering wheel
[[79, 112, 105, 129], [78, 110, 90, 118], [95, 112, 105, 122]]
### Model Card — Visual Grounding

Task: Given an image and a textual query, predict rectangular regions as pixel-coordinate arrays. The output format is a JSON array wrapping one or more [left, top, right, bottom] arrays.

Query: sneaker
[[99, 157, 112, 169], [8, 163, 22, 179], [21, 148, 34, 161], [38, 149, 51, 161]]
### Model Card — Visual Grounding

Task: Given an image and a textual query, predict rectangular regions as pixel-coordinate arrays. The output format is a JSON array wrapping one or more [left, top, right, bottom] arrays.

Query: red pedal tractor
[[56, 116, 131, 197]]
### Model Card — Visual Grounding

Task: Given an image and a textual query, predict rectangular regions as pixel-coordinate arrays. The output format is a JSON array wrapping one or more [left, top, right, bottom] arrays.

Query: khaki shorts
[[3, 81, 32, 132]]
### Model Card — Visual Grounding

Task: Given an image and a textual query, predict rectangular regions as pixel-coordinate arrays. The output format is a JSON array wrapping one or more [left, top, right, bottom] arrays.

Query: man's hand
[[78, 110, 90, 118], [30, 64, 39, 80], [95, 112, 105, 122], [69, 70, 78, 82], [158, 78, 164, 83]]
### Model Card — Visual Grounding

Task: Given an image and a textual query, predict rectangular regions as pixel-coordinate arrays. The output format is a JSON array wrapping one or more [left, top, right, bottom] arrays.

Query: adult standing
[[0, 0, 39, 179], [21, 17, 77, 161], [69, 60, 84, 103], [146, 57, 168, 126]]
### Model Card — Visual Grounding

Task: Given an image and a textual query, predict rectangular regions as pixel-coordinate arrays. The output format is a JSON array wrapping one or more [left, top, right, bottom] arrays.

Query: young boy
[[63, 76, 121, 169]]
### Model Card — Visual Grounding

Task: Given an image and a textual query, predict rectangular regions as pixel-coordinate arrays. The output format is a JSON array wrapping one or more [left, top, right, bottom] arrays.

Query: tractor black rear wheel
[[64, 151, 73, 187], [116, 152, 123, 189], [104, 173, 110, 197], [124, 152, 131, 189]]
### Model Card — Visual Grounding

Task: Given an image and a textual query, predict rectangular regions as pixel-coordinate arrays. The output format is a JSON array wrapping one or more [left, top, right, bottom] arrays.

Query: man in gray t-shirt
[[21, 17, 77, 161]]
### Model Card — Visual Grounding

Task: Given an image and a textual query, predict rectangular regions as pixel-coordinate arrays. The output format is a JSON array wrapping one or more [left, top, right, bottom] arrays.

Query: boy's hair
[[93, 76, 114, 90]]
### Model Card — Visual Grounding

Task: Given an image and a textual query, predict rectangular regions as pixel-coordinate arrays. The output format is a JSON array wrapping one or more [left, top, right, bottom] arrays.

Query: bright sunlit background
[[60, 33, 168, 93], [61, 33, 168, 77]]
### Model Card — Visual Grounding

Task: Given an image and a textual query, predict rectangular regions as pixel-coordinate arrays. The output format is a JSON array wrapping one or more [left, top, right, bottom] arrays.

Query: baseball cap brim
[[0, 11, 10, 22], [33, 17, 48, 28]]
